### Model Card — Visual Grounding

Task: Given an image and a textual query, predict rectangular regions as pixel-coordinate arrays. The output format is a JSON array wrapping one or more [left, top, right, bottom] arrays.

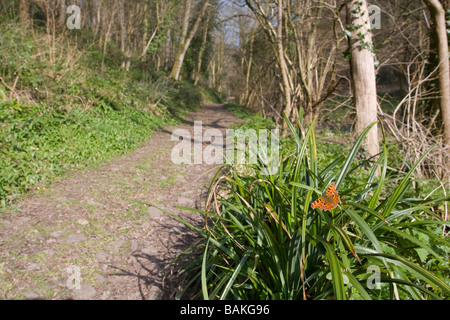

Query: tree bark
[[345, 0, 379, 158], [276, 0, 293, 136], [18, 0, 30, 25], [169, 0, 209, 80], [59, 0, 66, 27], [164, 28, 171, 72], [243, 23, 257, 105], [118, 1, 128, 69], [101, 3, 117, 72], [423, 0, 450, 157], [193, 14, 210, 86], [94, 0, 101, 37]]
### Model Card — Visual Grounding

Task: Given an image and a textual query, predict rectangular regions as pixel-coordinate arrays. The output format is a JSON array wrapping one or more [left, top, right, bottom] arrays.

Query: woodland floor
[[0, 104, 239, 300]]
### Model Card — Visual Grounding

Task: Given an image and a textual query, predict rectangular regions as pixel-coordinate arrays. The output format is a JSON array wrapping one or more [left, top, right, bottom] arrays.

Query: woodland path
[[0, 104, 239, 300]]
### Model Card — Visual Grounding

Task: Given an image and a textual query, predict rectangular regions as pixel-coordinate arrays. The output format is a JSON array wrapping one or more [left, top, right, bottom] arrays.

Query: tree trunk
[[277, 0, 293, 136], [210, 58, 216, 88], [18, 0, 30, 25], [94, 0, 101, 37], [59, 0, 66, 27], [101, 3, 117, 72], [243, 24, 257, 105], [423, 0, 450, 161], [169, 0, 192, 79], [119, 2, 128, 69], [345, 0, 379, 158], [169, 0, 209, 80], [164, 28, 171, 72], [216, 29, 224, 93], [194, 15, 210, 86]]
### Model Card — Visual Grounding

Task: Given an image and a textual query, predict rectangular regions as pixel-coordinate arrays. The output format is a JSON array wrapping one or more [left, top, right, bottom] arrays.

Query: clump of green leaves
[[169, 117, 449, 300], [224, 103, 275, 130]]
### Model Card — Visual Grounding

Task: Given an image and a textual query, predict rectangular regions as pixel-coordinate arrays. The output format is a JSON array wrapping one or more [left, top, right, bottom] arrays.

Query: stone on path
[[74, 284, 97, 300], [177, 197, 194, 206], [65, 233, 86, 244]]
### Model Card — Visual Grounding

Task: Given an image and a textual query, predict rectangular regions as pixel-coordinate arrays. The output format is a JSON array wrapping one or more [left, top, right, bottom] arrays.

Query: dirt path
[[0, 104, 239, 300]]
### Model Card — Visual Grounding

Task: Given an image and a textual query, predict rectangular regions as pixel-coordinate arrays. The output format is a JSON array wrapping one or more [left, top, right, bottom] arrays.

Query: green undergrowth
[[0, 22, 213, 205], [224, 103, 275, 131], [198, 87, 224, 105]]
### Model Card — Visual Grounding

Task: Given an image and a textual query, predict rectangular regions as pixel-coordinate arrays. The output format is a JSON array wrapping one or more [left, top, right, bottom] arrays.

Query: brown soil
[[0, 104, 239, 300]]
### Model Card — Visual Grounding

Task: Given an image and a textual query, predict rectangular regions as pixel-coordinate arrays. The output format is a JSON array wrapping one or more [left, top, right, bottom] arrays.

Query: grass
[[167, 108, 449, 300], [224, 103, 275, 130]]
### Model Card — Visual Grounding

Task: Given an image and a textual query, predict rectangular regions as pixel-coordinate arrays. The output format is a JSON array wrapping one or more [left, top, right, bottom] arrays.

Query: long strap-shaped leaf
[[202, 239, 211, 300], [368, 124, 388, 209], [346, 209, 383, 254], [320, 240, 347, 300], [220, 249, 252, 300], [336, 121, 378, 189], [381, 144, 437, 218]]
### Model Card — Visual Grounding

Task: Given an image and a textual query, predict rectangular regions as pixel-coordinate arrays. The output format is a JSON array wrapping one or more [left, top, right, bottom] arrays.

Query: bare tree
[[169, 0, 209, 80], [193, 13, 210, 86], [140, 1, 170, 61], [58, 0, 66, 27], [245, 0, 295, 134], [423, 0, 450, 162]]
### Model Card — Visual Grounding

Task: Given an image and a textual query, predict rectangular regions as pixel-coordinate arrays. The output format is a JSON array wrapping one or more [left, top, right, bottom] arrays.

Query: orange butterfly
[[311, 184, 340, 212]]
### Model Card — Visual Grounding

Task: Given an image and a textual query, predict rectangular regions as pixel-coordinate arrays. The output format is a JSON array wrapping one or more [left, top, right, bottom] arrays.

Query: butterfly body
[[311, 184, 340, 212]]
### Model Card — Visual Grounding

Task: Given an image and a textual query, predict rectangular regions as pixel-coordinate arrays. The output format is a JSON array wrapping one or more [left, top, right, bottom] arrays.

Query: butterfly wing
[[322, 194, 340, 211], [311, 197, 325, 210], [326, 184, 338, 195], [311, 184, 340, 212]]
